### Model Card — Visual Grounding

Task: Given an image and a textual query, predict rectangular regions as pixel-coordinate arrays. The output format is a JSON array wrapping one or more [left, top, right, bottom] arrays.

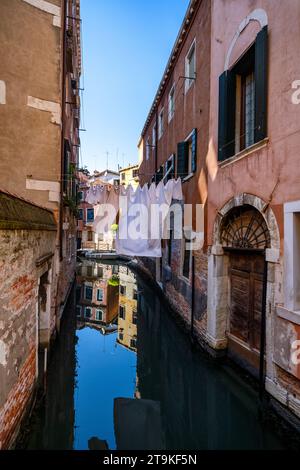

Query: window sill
[[218, 138, 269, 168], [277, 305, 300, 326], [182, 173, 194, 183]]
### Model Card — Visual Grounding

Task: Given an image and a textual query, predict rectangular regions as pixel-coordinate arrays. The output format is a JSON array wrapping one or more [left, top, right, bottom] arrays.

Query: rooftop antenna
[[106, 151, 110, 170], [116, 148, 119, 171]]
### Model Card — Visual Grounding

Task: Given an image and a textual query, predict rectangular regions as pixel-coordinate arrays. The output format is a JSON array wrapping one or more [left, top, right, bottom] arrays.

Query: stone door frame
[[207, 193, 281, 381]]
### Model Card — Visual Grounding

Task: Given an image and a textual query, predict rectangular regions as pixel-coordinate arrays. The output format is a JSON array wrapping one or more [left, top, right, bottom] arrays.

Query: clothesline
[[85, 178, 184, 258]]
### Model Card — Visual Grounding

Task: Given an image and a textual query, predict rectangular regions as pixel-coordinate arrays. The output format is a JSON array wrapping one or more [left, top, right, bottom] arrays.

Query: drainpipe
[[59, 0, 67, 261], [259, 258, 268, 400]]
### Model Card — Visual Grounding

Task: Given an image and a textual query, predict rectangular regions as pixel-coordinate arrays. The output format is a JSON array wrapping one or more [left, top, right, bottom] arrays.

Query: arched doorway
[[220, 205, 270, 369]]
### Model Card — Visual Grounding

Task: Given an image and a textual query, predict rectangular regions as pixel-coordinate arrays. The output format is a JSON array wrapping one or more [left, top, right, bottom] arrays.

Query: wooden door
[[229, 251, 264, 352]]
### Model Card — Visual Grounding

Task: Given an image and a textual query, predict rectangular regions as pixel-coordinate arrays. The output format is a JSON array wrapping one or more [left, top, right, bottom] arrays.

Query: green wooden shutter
[[255, 25, 268, 143], [218, 70, 236, 161], [191, 128, 197, 173], [177, 142, 189, 179], [156, 165, 164, 183], [165, 160, 169, 180], [170, 154, 175, 179], [165, 154, 175, 181], [63, 140, 70, 192]]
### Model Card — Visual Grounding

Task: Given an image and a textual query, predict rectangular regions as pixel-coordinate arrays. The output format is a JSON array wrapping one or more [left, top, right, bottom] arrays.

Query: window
[[158, 108, 164, 139], [165, 155, 175, 182], [130, 337, 137, 349], [76, 286, 81, 302], [121, 173, 126, 181], [112, 265, 119, 275], [87, 208, 94, 222], [119, 331, 124, 341], [133, 289, 138, 301], [119, 305, 126, 319], [78, 209, 83, 220], [132, 169, 139, 178], [76, 306, 82, 317], [284, 201, 300, 313], [177, 129, 197, 180], [87, 231, 94, 242], [97, 288, 104, 302], [168, 85, 175, 122], [120, 285, 126, 296], [85, 286, 93, 300], [146, 137, 151, 160], [78, 191, 83, 201], [155, 165, 164, 184], [152, 124, 156, 151], [132, 311, 137, 325], [97, 266, 103, 278], [185, 40, 196, 92], [218, 26, 268, 161], [182, 236, 191, 280], [233, 45, 255, 154], [95, 309, 103, 321], [87, 265, 93, 277], [63, 140, 71, 193], [84, 307, 92, 319]]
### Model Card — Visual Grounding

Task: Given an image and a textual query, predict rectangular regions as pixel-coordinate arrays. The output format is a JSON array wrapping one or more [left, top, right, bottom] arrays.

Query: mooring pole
[[191, 253, 195, 339], [259, 258, 268, 401]]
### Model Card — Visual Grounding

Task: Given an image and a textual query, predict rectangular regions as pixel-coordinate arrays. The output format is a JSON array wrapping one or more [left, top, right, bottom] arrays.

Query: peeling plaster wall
[[0, 228, 56, 449]]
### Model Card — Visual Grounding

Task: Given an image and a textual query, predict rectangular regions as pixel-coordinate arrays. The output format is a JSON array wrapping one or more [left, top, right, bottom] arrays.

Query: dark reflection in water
[[20, 286, 77, 450], [18, 260, 288, 450]]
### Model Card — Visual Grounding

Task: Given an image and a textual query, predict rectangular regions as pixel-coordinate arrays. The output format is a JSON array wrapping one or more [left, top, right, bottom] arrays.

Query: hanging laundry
[[86, 184, 110, 205], [116, 178, 183, 258], [92, 185, 119, 235], [86, 179, 183, 257]]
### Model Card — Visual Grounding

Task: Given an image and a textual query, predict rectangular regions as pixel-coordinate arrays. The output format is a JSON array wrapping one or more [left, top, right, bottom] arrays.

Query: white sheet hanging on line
[[85, 185, 106, 205], [115, 178, 183, 258], [92, 185, 119, 234]]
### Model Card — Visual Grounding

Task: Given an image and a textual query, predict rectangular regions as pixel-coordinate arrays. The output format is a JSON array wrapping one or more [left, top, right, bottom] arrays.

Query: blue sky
[[79, 0, 190, 172]]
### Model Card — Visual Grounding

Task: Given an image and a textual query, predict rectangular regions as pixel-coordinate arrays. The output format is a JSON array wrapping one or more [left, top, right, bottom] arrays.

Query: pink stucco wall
[[207, 0, 300, 245]]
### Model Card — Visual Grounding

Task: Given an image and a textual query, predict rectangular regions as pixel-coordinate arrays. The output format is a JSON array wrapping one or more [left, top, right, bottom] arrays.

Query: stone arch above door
[[213, 193, 280, 251], [220, 205, 271, 250]]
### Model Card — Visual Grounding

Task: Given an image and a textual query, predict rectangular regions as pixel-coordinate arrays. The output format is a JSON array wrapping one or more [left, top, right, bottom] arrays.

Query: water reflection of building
[[76, 261, 119, 332], [117, 266, 138, 352]]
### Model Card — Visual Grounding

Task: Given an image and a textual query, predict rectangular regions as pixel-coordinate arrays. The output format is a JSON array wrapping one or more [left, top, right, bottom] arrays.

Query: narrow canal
[[18, 260, 291, 450]]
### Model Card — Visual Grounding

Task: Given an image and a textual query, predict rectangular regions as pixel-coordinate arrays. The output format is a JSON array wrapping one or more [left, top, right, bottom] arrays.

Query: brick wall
[[138, 246, 208, 343], [0, 228, 56, 449], [0, 347, 36, 449]]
